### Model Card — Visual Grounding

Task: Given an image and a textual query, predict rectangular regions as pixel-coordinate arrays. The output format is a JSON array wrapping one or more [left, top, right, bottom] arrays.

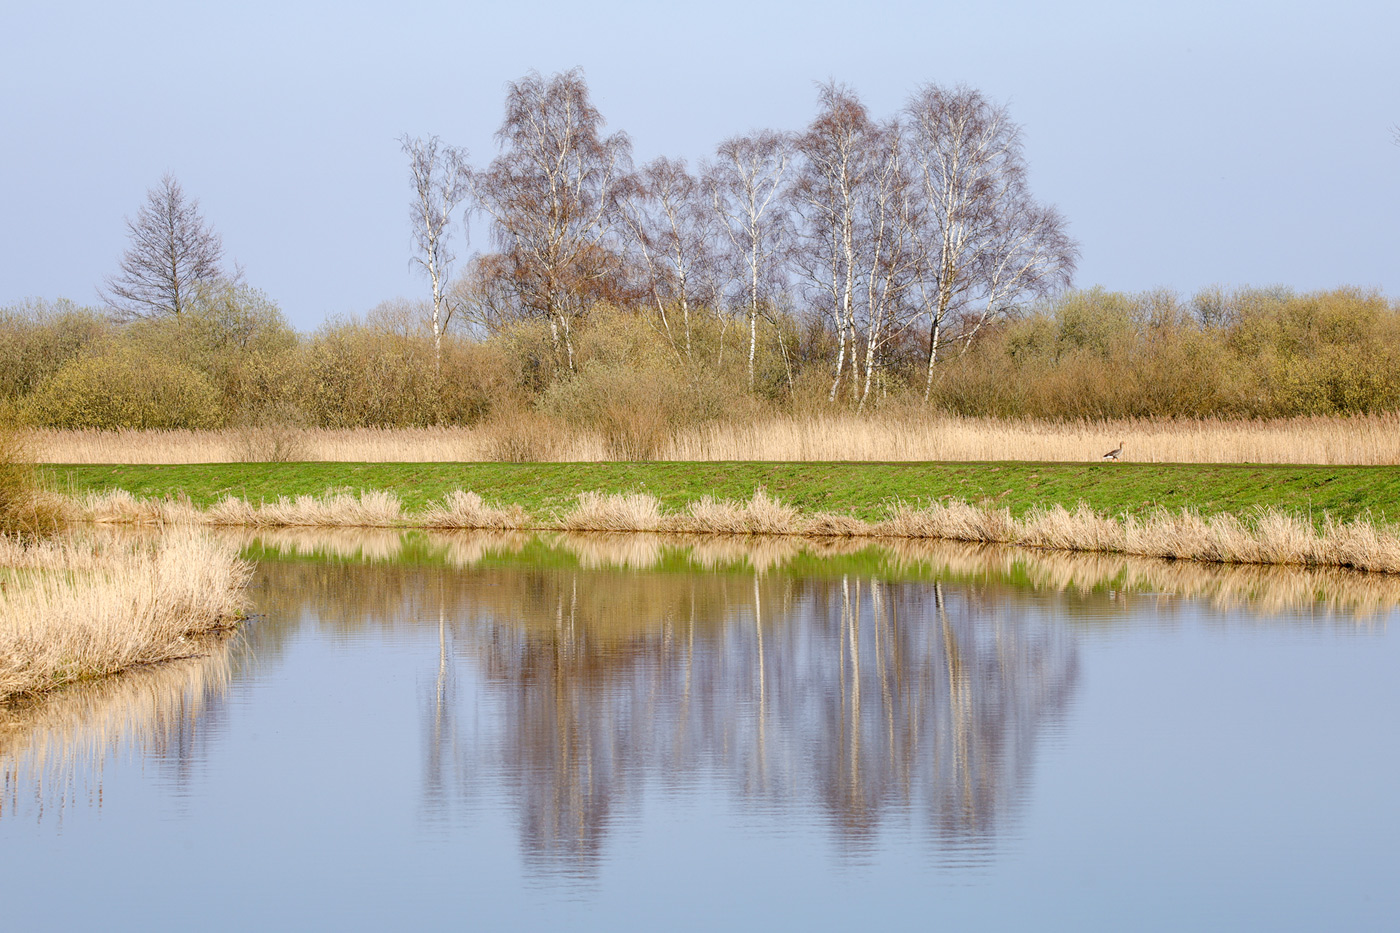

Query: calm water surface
[[3, 531, 1398, 930]]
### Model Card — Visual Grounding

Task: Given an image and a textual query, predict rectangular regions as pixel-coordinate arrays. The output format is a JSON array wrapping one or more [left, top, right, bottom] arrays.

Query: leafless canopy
[[400, 134, 470, 369], [617, 156, 719, 361], [102, 174, 226, 321], [705, 130, 795, 387], [792, 83, 922, 407], [904, 85, 1079, 396], [473, 68, 632, 368]]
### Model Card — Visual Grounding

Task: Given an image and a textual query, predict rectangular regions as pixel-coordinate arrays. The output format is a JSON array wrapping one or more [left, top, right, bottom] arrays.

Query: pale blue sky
[[3, 0, 1396, 329]]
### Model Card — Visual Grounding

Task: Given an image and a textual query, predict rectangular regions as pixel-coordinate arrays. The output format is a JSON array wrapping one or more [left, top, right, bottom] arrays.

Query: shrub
[[296, 320, 439, 427], [0, 298, 110, 401], [127, 282, 300, 421], [0, 421, 30, 531], [0, 421, 64, 534], [438, 339, 526, 425], [539, 360, 748, 459], [22, 341, 225, 430]]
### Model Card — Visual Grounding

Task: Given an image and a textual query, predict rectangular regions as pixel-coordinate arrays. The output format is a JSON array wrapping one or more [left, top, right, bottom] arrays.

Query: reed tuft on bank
[[62, 486, 1400, 574], [0, 530, 250, 700]]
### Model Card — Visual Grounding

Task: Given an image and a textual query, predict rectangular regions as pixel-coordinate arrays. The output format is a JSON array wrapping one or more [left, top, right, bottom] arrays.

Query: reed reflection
[[1, 634, 237, 824], [234, 525, 1400, 620]]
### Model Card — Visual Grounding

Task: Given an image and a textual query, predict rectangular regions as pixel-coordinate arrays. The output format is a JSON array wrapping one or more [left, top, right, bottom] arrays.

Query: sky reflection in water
[[2, 531, 1397, 930]]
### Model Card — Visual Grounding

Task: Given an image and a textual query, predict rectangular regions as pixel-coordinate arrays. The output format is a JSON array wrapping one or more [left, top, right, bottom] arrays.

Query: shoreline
[[62, 486, 1400, 575]]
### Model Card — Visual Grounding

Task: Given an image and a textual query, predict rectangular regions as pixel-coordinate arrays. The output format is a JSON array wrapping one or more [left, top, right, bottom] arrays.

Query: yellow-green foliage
[[6, 285, 1400, 432], [0, 299, 110, 401], [929, 286, 1400, 419], [127, 282, 301, 422], [1227, 287, 1400, 415], [438, 338, 530, 424], [294, 313, 509, 428], [23, 341, 225, 430], [296, 319, 439, 427]]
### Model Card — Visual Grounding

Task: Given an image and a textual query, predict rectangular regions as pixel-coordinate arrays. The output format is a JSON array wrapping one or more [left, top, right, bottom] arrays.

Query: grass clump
[[0, 529, 251, 701]]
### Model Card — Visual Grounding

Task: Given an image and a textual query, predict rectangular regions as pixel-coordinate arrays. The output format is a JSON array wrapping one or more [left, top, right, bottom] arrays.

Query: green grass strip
[[37, 461, 1400, 525]]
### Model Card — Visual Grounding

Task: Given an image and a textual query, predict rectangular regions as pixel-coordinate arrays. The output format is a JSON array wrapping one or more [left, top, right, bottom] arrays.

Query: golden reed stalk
[[28, 412, 1400, 465]]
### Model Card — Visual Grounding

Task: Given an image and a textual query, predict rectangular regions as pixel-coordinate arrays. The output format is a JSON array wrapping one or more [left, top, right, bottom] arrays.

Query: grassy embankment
[[39, 460, 1400, 524]]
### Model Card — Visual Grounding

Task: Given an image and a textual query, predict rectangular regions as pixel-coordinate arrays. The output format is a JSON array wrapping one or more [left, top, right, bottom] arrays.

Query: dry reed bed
[[0, 530, 250, 700], [30, 412, 1400, 465], [71, 487, 1400, 574]]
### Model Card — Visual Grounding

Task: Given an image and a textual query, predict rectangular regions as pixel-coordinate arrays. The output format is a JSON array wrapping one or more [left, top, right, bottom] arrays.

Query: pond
[[3, 530, 1398, 930]]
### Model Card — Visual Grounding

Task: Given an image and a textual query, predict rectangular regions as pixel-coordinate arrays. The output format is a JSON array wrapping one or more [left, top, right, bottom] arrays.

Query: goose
[[1102, 440, 1125, 461]]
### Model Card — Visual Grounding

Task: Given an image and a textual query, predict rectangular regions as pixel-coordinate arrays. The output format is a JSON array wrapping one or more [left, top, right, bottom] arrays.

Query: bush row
[[4, 285, 1399, 433]]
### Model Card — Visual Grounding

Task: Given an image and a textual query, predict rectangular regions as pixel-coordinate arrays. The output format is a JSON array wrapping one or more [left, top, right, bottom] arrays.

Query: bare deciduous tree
[[792, 83, 871, 401], [793, 85, 922, 409], [852, 119, 921, 411], [706, 131, 794, 388], [905, 84, 1077, 398], [400, 134, 470, 373], [102, 174, 227, 321], [473, 68, 632, 369], [449, 253, 525, 338], [618, 157, 718, 362]]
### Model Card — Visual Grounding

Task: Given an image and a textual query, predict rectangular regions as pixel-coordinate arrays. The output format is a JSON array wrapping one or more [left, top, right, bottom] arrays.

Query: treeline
[[5, 68, 1398, 441], [4, 284, 1398, 436]]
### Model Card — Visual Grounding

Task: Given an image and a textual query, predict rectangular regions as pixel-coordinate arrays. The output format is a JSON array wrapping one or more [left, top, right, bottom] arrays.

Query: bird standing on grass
[[1102, 440, 1125, 461]]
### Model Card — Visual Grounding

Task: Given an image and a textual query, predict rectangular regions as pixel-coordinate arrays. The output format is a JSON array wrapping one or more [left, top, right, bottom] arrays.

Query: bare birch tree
[[905, 84, 1076, 398], [792, 83, 871, 402], [705, 131, 794, 388], [473, 69, 632, 370], [400, 134, 470, 373], [618, 157, 718, 362], [961, 195, 1077, 353], [101, 174, 227, 321], [793, 86, 921, 409], [852, 120, 921, 411]]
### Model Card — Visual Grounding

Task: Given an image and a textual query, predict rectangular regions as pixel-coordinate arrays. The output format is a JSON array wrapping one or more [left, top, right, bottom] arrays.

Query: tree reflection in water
[[10, 528, 1391, 875], [233, 532, 1081, 875], [456, 565, 1077, 872]]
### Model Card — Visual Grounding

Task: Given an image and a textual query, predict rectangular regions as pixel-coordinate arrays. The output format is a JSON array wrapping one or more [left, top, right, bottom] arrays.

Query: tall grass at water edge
[[70, 487, 1400, 575], [0, 423, 64, 535], [0, 530, 250, 700]]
